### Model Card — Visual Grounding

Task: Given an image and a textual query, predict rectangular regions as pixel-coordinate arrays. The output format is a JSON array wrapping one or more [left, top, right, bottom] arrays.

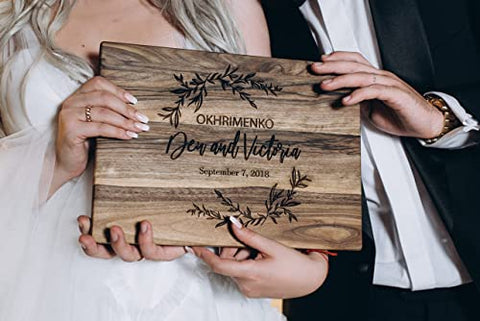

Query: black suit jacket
[[261, 0, 480, 320]]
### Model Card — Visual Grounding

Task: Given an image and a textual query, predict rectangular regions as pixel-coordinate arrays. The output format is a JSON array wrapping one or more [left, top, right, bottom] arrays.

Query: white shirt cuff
[[419, 91, 479, 149]]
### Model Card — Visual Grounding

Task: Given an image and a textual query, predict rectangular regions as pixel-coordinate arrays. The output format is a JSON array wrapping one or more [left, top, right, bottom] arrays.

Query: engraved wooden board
[[93, 42, 361, 250]]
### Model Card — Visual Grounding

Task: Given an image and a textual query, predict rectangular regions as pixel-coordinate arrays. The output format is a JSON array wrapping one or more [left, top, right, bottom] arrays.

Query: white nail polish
[[184, 246, 194, 255], [135, 112, 149, 124], [135, 122, 150, 131], [126, 131, 138, 138], [229, 216, 243, 229], [125, 93, 138, 105]]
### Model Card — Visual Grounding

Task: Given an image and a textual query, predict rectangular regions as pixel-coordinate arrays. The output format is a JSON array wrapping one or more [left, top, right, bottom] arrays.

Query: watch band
[[423, 94, 461, 144]]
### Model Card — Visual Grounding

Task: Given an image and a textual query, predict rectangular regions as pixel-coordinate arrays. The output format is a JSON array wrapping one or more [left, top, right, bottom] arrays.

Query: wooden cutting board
[[92, 42, 361, 250]]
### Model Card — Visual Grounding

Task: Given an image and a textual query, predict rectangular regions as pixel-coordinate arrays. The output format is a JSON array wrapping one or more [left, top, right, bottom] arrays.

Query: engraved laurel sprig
[[186, 203, 230, 228], [158, 64, 283, 128], [186, 167, 310, 228]]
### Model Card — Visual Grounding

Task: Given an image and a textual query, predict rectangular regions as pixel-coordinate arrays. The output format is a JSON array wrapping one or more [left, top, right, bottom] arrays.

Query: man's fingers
[[192, 247, 255, 278], [320, 72, 401, 91], [322, 51, 371, 66], [311, 60, 378, 75], [77, 215, 91, 235], [110, 226, 143, 262], [78, 234, 115, 259], [77, 215, 115, 259], [137, 221, 185, 261], [137, 221, 157, 259], [342, 84, 405, 108]]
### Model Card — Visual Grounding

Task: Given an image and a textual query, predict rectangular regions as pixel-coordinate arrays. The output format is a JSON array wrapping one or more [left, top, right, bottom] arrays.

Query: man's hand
[[313, 52, 444, 139], [77, 216, 186, 261]]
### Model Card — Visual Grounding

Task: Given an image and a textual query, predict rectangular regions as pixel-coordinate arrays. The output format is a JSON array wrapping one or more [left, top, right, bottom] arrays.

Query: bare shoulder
[[228, 0, 271, 57]]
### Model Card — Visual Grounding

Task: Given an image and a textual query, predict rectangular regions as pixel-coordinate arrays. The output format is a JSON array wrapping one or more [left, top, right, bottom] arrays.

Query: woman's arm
[[229, 0, 271, 57]]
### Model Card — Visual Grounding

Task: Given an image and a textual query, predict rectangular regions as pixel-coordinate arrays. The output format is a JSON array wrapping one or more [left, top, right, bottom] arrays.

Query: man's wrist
[[423, 94, 461, 144]]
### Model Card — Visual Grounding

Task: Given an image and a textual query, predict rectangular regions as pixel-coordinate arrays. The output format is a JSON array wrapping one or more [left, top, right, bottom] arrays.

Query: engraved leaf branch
[[159, 65, 283, 128], [186, 167, 311, 228]]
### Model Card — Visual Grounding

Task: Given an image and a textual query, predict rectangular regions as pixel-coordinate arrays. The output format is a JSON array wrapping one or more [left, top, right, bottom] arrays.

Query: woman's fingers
[[218, 247, 252, 260], [192, 246, 256, 278], [64, 90, 147, 123], [77, 106, 149, 133], [77, 76, 138, 105], [219, 247, 239, 259], [76, 121, 139, 141], [110, 226, 143, 262], [234, 248, 252, 261], [137, 221, 186, 261]]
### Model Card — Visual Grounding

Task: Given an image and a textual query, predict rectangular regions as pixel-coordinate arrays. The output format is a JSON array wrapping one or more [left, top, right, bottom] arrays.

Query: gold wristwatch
[[423, 94, 461, 144]]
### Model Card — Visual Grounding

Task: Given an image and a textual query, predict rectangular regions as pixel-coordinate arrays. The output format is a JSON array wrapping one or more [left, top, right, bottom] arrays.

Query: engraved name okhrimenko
[[165, 130, 301, 164]]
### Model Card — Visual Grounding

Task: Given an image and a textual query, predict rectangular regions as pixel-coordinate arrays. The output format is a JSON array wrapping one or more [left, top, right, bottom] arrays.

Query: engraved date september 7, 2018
[[199, 167, 270, 178]]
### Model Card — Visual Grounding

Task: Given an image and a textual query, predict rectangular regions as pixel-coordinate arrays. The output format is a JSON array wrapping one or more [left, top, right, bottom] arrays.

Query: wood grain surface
[[93, 42, 361, 250]]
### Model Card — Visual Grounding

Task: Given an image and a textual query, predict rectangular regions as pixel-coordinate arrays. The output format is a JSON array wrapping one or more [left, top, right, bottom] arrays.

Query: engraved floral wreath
[[187, 167, 310, 228], [158, 65, 283, 128]]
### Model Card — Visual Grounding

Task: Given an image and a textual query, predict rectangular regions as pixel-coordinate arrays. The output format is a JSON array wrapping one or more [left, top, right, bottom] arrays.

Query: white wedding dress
[[0, 26, 285, 321]]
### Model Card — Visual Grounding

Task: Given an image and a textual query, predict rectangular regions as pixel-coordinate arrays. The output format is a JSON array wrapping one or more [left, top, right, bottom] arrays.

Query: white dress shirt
[[299, 0, 478, 290]]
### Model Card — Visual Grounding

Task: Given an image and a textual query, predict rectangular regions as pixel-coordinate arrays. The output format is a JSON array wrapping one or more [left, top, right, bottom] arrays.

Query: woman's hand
[[77, 216, 186, 262], [313, 51, 444, 139], [193, 217, 328, 299], [50, 76, 150, 196]]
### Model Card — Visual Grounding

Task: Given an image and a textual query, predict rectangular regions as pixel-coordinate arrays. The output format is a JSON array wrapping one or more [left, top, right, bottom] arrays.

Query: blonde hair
[[0, 0, 246, 83]]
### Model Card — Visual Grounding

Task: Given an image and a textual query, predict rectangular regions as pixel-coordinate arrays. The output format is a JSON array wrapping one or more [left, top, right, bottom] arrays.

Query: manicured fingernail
[[135, 122, 150, 131], [322, 78, 333, 85], [125, 92, 138, 105], [135, 112, 149, 124], [229, 216, 243, 229], [141, 221, 148, 234], [322, 53, 331, 59], [343, 95, 352, 102], [126, 131, 138, 138], [313, 62, 323, 68], [184, 246, 194, 255], [80, 243, 87, 251], [111, 230, 119, 242]]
